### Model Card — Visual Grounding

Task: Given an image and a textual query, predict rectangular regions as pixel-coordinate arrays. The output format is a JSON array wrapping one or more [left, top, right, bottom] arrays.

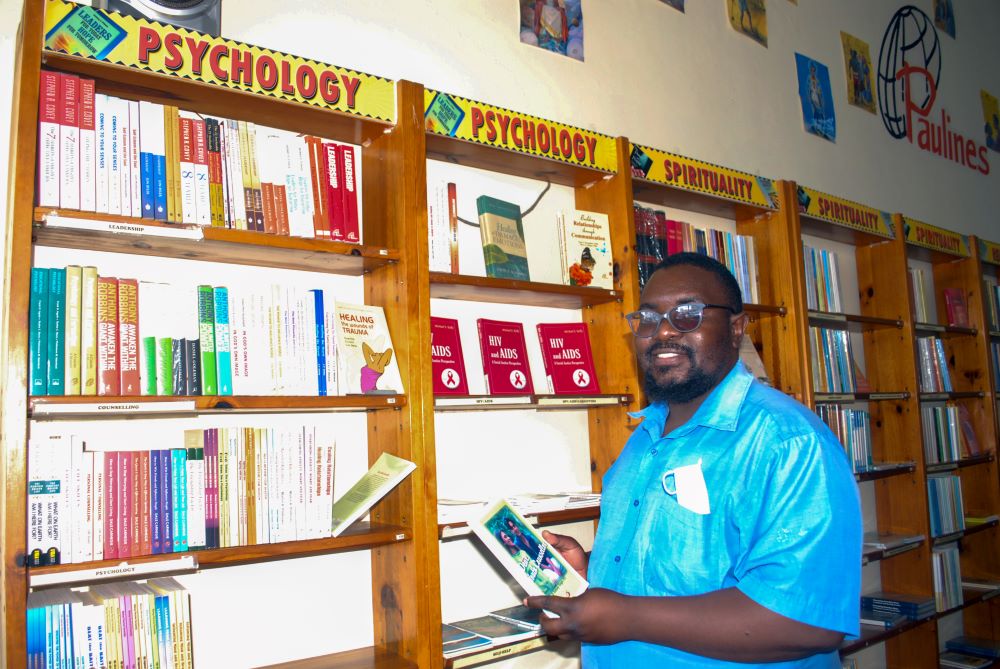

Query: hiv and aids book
[[535, 322, 600, 394], [431, 316, 469, 395], [477, 319, 533, 395], [471, 498, 588, 598]]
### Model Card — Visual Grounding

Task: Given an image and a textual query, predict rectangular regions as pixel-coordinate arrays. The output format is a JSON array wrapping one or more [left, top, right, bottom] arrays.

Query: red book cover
[[206, 428, 218, 548], [117, 278, 140, 396], [104, 451, 118, 559], [536, 322, 600, 394], [324, 142, 346, 241], [430, 316, 469, 395], [129, 448, 141, 556], [942, 288, 970, 327], [79, 78, 96, 212], [57, 73, 80, 211], [305, 136, 330, 238], [96, 276, 120, 395], [273, 179, 290, 236], [338, 143, 360, 243], [666, 219, 684, 256], [206, 118, 224, 227], [119, 450, 132, 558], [139, 450, 151, 556], [37, 70, 60, 207], [477, 318, 533, 395]]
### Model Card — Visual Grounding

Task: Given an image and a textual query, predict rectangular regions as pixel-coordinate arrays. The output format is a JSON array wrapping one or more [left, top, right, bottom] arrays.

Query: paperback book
[[535, 322, 599, 394], [333, 302, 403, 395], [430, 316, 469, 395], [477, 195, 529, 281], [471, 498, 588, 598], [477, 319, 533, 395], [557, 209, 612, 289], [330, 452, 416, 537]]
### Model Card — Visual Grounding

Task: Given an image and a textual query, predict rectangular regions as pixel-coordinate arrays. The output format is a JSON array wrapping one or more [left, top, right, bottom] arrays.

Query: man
[[526, 253, 861, 668]]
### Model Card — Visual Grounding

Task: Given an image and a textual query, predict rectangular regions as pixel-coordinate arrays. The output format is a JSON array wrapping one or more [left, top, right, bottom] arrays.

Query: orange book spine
[[97, 276, 120, 395], [117, 277, 140, 396]]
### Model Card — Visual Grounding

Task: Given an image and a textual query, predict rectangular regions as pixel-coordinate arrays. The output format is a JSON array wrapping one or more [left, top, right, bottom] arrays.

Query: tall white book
[[128, 99, 142, 217], [94, 93, 111, 214]]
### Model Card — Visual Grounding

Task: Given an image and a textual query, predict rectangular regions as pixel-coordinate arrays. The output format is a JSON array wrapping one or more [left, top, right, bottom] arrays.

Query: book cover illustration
[[431, 316, 469, 395], [477, 195, 530, 281], [840, 32, 876, 114], [471, 498, 588, 598], [558, 210, 612, 289], [727, 0, 767, 47], [425, 91, 465, 137], [795, 52, 836, 142], [334, 302, 403, 394], [477, 318, 533, 395], [536, 322, 600, 394]]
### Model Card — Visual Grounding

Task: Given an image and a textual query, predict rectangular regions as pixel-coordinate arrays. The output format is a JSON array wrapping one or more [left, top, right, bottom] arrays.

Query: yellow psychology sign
[[43, 0, 395, 123], [629, 144, 777, 209], [979, 239, 1000, 266], [903, 217, 970, 257], [424, 89, 616, 172], [796, 186, 894, 239]]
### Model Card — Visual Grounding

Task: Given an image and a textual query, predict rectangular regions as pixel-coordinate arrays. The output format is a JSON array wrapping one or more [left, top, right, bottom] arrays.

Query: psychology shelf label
[[980, 239, 1000, 266], [903, 217, 970, 257], [630, 143, 777, 209], [424, 89, 617, 173], [796, 186, 894, 239], [43, 0, 395, 122]]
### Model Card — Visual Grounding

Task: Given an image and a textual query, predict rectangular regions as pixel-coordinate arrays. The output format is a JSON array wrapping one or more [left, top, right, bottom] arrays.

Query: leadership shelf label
[[629, 143, 777, 210], [424, 89, 616, 173], [903, 217, 970, 257], [42, 0, 395, 123], [796, 186, 894, 239], [980, 239, 1000, 266]]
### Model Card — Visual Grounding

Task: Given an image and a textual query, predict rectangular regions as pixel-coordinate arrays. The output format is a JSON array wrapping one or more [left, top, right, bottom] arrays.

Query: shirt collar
[[631, 361, 754, 437]]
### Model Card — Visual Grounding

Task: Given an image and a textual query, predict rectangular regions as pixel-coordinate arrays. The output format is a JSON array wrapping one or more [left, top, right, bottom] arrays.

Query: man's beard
[[642, 344, 718, 404]]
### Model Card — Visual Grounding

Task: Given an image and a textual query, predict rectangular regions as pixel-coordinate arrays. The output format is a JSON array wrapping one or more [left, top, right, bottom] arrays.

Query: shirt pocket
[[641, 487, 717, 594]]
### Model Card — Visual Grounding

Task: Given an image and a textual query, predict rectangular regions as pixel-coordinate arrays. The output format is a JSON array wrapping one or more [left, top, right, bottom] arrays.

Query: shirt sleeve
[[733, 433, 861, 636]]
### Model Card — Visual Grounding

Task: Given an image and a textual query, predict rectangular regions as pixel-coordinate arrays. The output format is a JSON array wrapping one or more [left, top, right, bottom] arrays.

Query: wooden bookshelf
[[254, 646, 417, 669], [429, 272, 620, 308]]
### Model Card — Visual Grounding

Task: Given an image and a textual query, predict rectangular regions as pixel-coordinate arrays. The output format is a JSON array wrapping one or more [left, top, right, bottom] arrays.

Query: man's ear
[[731, 312, 749, 348]]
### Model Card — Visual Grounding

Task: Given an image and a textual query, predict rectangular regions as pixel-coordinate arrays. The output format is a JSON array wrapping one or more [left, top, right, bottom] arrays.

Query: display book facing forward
[[556, 209, 612, 289], [477, 195, 529, 281]]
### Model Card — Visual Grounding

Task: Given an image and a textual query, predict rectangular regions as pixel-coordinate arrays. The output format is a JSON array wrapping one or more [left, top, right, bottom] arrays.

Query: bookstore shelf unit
[[2, 3, 436, 669]]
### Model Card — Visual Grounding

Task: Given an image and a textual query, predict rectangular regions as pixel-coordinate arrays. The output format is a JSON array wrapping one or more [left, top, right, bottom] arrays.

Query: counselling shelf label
[[43, 0, 395, 123]]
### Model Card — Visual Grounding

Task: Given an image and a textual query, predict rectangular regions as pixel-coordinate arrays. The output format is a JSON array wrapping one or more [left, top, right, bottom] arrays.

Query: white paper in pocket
[[661, 458, 711, 515]]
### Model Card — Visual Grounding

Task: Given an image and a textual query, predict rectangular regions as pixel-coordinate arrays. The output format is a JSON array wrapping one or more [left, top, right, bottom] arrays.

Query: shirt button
[[614, 555, 621, 563], [651, 449, 658, 455], [632, 499, 639, 507]]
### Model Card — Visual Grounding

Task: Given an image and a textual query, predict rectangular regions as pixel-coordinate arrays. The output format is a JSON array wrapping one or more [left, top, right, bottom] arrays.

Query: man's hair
[[650, 252, 744, 313]]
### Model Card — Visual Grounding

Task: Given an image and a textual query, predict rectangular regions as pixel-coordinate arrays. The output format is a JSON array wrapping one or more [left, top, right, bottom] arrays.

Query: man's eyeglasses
[[625, 302, 737, 337]]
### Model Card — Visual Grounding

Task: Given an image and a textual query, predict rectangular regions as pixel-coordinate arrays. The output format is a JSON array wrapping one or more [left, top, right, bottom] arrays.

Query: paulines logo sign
[[877, 5, 989, 175]]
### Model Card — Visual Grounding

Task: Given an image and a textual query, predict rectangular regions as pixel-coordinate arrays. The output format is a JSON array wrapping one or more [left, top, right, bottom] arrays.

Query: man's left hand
[[524, 588, 629, 644]]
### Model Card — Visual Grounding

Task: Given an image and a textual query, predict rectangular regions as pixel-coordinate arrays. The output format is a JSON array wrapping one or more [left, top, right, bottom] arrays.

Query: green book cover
[[476, 195, 530, 281], [46, 267, 66, 396], [213, 287, 232, 396], [142, 337, 158, 395], [29, 267, 50, 396], [197, 285, 218, 395], [156, 337, 174, 396]]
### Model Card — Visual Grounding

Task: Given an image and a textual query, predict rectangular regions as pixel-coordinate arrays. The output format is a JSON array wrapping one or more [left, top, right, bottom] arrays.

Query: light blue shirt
[[584, 362, 861, 668]]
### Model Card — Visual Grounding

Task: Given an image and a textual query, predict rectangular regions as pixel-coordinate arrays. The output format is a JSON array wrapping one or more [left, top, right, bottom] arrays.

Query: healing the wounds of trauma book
[[471, 498, 588, 598], [334, 302, 402, 395]]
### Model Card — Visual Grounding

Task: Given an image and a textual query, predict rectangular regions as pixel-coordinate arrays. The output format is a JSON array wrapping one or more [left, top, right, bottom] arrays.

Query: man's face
[[634, 265, 746, 404]]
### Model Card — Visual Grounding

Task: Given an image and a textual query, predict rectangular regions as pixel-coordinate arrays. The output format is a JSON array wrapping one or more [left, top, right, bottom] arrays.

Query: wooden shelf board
[[33, 209, 398, 275], [926, 453, 995, 473], [989, 330, 1000, 339], [429, 272, 621, 308], [434, 394, 631, 411], [855, 462, 917, 482], [631, 177, 770, 219], [840, 616, 928, 656], [30, 523, 410, 578], [42, 52, 390, 147], [443, 635, 548, 669], [254, 646, 417, 669], [914, 321, 978, 337], [931, 519, 998, 547], [808, 311, 902, 329], [861, 540, 923, 566], [919, 392, 985, 402], [439, 506, 600, 538], [815, 392, 910, 404], [426, 133, 612, 189], [29, 394, 405, 418], [744, 303, 787, 316]]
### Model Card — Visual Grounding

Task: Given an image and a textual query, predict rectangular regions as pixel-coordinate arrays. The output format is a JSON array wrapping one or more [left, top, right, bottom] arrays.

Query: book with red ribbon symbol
[[430, 316, 469, 395]]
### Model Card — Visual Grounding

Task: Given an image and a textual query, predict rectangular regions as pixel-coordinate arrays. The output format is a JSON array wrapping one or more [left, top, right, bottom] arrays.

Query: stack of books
[[945, 636, 1000, 660], [860, 591, 935, 622], [443, 605, 544, 660], [939, 651, 994, 669]]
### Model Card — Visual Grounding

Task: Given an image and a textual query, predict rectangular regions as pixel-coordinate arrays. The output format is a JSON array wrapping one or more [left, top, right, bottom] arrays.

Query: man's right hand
[[541, 530, 589, 577]]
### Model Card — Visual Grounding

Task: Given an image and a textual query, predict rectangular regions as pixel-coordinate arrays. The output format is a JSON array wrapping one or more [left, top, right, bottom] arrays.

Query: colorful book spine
[[104, 452, 117, 559], [117, 278, 140, 396], [324, 142, 345, 241], [29, 267, 50, 395], [64, 266, 82, 395], [197, 285, 218, 395], [96, 276, 120, 395], [214, 287, 233, 396], [311, 289, 327, 396], [46, 267, 66, 396], [36, 70, 60, 207], [206, 118, 225, 227], [172, 448, 188, 553], [160, 449, 173, 553], [339, 144, 360, 243], [178, 116, 196, 225], [81, 266, 98, 395], [57, 73, 80, 210], [150, 449, 162, 555], [79, 78, 96, 212], [138, 450, 151, 557]]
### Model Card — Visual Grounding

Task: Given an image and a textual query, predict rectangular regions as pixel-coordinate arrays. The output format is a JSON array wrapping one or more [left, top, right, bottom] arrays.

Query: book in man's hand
[[471, 498, 588, 598]]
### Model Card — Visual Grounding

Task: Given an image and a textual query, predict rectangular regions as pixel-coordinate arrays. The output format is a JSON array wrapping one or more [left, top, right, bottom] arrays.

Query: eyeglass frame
[[624, 302, 738, 337]]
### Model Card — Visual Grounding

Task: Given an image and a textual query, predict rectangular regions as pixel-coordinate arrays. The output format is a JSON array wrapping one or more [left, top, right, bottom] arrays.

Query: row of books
[[37, 71, 361, 240], [932, 543, 963, 612], [29, 265, 404, 397], [909, 268, 971, 327], [815, 405, 872, 473], [28, 427, 335, 566], [27, 578, 192, 669], [916, 336, 954, 393], [432, 317, 599, 396], [992, 341, 1000, 391], [927, 474, 966, 538], [442, 605, 543, 659], [808, 327, 857, 394], [921, 404, 980, 464], [945, 635, 1000, 663], [860, 590, 936, 623], [983, 280, 1000, 331], [633, 204, 759, 303], [803, 244, 843, 313]]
